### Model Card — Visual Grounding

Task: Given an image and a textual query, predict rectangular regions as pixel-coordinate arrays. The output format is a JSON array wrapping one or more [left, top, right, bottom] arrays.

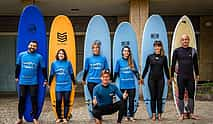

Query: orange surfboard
[[49, 15, 76, 120]]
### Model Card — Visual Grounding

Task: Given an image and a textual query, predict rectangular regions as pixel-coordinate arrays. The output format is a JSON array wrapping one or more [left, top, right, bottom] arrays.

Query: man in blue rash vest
[[92, 70, 128, 124], [15, 40, 48, 124], [171, 34, 200, 120]]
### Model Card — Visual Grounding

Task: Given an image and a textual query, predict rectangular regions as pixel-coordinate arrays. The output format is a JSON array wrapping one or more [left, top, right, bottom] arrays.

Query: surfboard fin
[[76, 70, 84, 84]]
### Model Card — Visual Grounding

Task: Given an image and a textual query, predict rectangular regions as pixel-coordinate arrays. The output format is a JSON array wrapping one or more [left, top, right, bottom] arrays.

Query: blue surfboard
[[83, 15, 111, 117], [113, 22, 139, 115], [16, 5, 47, 122], [141, 15, 169, 118]]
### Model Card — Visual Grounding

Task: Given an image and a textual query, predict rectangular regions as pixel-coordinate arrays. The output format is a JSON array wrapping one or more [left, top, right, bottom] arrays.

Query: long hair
[[55, 49, 68, 61], [122, 46, 135, 71], [153, 40, 165, 56]]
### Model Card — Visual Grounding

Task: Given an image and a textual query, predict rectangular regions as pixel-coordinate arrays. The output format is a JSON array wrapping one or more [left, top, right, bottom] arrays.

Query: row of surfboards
[[16, 5, 197, 121]]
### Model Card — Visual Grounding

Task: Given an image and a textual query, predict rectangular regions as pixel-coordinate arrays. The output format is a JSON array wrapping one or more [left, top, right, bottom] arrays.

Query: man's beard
[[29, 48, 36, 53]]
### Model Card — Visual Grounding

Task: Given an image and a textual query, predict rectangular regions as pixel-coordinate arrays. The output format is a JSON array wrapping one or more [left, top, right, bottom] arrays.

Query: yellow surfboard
[[49, 15, 76, 120]]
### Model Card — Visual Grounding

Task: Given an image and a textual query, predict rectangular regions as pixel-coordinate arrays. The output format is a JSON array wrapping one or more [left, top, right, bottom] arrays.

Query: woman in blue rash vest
[[113, 46, 140, 122], [47, 49, 76, 123], [141, 40, 170, 121], [82, 40, 109, 101], [92, 70, 128, 124]]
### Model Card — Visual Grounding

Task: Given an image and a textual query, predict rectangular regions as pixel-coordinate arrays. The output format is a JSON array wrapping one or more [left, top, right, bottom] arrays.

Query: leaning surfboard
[[170, 15, 197, 117], [141, 15, 169, 118], [113, 22, 139, 115], [49, 15, 76, 120], [83, 15, 111, 117], [16, 5, 47, 122]]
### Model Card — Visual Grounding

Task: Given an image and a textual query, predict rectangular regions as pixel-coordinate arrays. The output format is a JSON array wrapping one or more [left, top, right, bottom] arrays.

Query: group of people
[[15, 34, 199, 124]]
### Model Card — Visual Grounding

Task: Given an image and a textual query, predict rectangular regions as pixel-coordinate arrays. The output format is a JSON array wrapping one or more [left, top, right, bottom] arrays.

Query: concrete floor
[[0, 96, 213, 124]]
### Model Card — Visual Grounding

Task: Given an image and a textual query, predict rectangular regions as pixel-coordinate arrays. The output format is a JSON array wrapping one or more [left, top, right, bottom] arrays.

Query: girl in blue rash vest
[[141, 40, 170, 121], [92, 70, 128, 124], [113, 46, 140, 122], [47, 49, 76, 123], [82, 40, 109, 100], [15, 40, 48, 124]]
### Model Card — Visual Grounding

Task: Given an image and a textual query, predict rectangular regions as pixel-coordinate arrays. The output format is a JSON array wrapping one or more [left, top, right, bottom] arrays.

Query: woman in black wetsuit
[[141, 40, 171, 121]]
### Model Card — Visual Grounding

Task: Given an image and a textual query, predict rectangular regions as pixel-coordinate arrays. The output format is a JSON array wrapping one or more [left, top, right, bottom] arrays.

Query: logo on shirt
[[90, 63, 103, 70], [155, 56, 159, 60], [55, 68, 66, 75], [120, 67, 131, 73], [23, 62, 37, 69]]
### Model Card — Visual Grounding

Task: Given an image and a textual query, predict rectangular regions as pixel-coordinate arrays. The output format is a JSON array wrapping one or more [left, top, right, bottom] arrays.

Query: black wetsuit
[[171, 47, 199, 114], [142, 54, 170, 114]]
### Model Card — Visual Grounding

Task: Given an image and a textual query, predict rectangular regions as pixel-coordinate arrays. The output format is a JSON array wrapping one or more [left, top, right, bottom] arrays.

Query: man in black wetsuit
[[171, 34, 199, 120]]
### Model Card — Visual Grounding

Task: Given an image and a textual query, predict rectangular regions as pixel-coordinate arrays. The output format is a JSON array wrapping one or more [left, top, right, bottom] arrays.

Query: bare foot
[[95, 119, 102, 124], [190, 114, 201, 120], [152, 116, 156, 121], [15, 119, 23, 124], [129, 117, 136, 122], [62, 118, 68, 124], [178, 114, 184, 121], [158, 114, 162, 121], [33, 119, 39, 124], [55, 119, 61, 124], [124, 117, 128, 121]]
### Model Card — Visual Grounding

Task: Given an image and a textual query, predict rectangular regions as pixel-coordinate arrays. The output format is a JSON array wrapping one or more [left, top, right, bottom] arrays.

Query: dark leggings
[[177, 76, 195, 114], [120, 89, 136, 117], [148, 78, 164, 114], [18, 85, 38, 119], [92, 101, 125, 123], [56, 91, 71, 119], [87, 83, 98, 100]]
